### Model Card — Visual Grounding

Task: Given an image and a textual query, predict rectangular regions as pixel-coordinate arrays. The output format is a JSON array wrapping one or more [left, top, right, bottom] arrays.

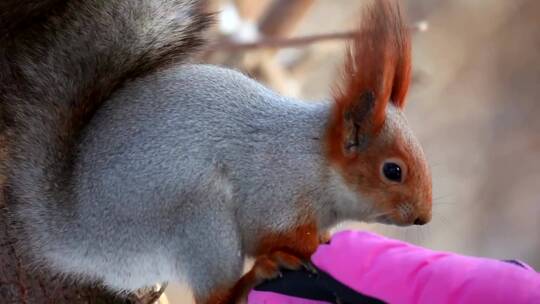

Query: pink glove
[[248, 230, 540, 304]]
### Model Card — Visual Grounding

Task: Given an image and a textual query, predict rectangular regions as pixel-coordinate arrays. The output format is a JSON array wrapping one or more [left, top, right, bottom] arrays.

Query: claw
[[303, 261, 319, 274]]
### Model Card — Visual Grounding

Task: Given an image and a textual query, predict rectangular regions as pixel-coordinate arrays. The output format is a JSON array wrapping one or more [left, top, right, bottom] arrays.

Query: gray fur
[[67, 65, 364, 292]]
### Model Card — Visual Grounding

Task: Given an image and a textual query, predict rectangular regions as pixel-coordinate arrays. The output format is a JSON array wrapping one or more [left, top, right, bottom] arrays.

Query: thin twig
[[207, 22, 427, 52], [209, 30, 359, 51]]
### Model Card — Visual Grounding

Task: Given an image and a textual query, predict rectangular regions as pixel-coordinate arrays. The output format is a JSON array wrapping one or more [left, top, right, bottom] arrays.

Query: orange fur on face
[[336, 130, 432, 224], [325, 0, 431, 225]]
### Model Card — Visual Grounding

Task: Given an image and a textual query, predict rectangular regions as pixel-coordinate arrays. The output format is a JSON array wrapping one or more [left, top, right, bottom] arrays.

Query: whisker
[[414, 226, 422, 244], [415, 225, 430, 244], [432, 210, 451, 226], [433, 193, 456, 201], [366, 209, 393, 221], [433, 201, 457, 209], [366, 210, 390, 220]]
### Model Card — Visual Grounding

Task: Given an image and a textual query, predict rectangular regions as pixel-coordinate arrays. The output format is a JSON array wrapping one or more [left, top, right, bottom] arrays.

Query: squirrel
[[0, 0, 432, 303]]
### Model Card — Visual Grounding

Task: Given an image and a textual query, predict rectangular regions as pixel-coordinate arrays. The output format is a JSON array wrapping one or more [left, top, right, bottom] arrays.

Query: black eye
[[383, 162, 402, 182]]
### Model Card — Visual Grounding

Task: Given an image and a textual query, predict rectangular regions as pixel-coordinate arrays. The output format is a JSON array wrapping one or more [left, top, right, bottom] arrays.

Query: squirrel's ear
[[328, 0, 411, 154], [342, 90, 378, 152]]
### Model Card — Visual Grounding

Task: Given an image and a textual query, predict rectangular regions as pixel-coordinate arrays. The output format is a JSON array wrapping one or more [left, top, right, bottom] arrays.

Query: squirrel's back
[[74, 63, 330, 244]]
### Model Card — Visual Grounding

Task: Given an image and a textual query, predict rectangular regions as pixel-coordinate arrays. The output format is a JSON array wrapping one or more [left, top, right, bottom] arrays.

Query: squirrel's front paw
[[228, 251, 304, 303], [253, 251, 304, 282]]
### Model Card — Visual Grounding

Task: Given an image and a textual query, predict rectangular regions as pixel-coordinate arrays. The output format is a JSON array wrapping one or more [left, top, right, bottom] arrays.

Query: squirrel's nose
[[413, 217, 427, 225], [413, 211, 431, 225], [413, 203, 432, 225]]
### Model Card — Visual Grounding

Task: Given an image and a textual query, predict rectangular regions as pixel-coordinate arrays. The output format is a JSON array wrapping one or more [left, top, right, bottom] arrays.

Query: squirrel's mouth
[[374, 207, 431, 226], [374, 213, 415, 227], [374, 214, 399, 225]]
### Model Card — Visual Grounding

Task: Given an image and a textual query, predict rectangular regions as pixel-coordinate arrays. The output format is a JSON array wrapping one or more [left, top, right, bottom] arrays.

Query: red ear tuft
[[332, 0, 411, 131], [389, 3, 412, 109]]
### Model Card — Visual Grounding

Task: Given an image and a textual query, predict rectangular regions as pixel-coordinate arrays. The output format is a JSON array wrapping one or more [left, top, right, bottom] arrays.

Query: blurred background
[[165, 0, 540, 302]]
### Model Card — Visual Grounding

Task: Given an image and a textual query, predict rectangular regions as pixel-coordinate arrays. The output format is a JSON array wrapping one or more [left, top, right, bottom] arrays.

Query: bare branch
[[207, 22, 428, 52]]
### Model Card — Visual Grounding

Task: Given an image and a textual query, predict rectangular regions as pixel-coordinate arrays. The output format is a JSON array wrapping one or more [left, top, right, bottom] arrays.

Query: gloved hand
[[248, 230, 540, 304]]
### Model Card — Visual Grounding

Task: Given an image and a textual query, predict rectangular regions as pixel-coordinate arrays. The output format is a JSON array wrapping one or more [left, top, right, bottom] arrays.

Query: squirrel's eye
[[382, 162, 402, 182]]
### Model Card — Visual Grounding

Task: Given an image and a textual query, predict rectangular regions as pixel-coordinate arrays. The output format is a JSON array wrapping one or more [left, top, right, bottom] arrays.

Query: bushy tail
[[0, 0, 211, 210]]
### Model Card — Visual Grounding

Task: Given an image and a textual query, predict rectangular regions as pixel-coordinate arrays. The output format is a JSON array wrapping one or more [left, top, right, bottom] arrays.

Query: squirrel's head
[[325, 0, 432, 226]]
